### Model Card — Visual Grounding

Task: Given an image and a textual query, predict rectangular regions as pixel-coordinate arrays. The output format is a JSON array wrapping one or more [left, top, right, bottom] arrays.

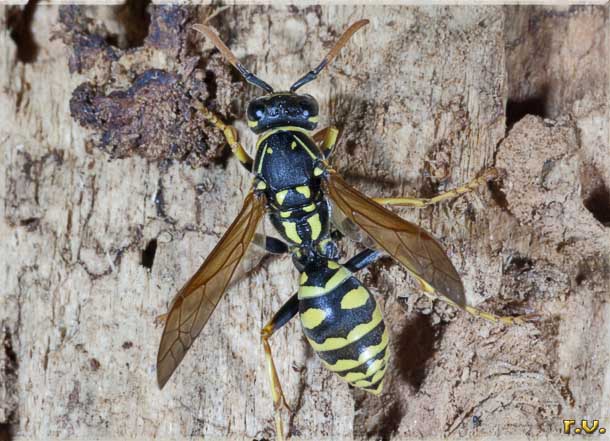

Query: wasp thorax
[[247, 92, 319, 134]]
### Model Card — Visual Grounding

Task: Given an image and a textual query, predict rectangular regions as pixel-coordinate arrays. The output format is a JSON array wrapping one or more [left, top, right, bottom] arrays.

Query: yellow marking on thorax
[[291, 141, 297, 150], [276, 190, 289, 205], [340, 286, 369, 309], [322, 329, 389, 372], [300, 272, 308, 284], [317, 238, 331, 254], [255, 126, 315, 173], [307, 306, 383, 352], [248, 119, 258, 128], [298, 267, 352, 298], [256, 180, 267, 190], [314, 167, 324, 176], [307, 213, 322, 240], [291, 131, 318, 160], [266, 147, 273, 154], [295, 186, 311, 198], [280, 210, 291, 218], [283, 221, 302, 244], [308, 115, 319, 123], [327, 260, 340, 269], [300, 308, 327, 329], [256, 144, 268, 174], [303, 203, 316, 212], [256, 126, 313, 149]]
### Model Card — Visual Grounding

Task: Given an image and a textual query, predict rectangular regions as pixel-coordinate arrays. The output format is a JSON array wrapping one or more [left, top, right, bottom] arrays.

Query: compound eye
[[247, 101, 265, 121], [299, 95, 318, 118]]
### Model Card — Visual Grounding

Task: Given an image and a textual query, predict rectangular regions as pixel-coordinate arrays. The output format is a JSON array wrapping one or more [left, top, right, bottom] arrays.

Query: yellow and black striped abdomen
[[298, 262, 389, 394]]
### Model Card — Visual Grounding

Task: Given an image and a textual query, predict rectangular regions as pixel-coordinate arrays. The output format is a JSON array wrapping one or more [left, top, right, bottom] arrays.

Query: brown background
[[1, 4, 609, 440]]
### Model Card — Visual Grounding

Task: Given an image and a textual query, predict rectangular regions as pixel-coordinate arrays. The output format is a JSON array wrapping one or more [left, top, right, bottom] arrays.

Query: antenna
[[290, 19, 369, 92], [193, 24, 274, 93]]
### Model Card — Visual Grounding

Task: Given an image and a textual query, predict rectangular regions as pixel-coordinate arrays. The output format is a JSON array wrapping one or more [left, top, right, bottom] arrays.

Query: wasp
[[157, 19, 526, 440]]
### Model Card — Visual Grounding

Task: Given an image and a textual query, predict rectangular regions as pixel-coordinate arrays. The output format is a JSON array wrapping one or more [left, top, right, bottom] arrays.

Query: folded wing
[[157, 191, 266, 388], [326, 172, 465, 306]]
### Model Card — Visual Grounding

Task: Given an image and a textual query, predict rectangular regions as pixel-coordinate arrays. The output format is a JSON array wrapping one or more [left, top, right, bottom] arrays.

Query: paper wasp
[[156, 19, 526, 440]]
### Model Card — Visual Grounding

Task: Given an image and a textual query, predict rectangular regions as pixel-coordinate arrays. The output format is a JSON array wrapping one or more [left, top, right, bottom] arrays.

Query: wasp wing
[[326, 172, 465, 306], [157, 191, 266, 388]]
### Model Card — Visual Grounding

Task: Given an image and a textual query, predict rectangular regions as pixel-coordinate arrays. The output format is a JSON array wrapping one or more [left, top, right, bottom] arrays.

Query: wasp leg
[[154, 313, 168, 326], [191, 100, 254, 172], [373, 168, 499, 207], [313, 126, 339, 158], [415, 278, 532, 325], [253, 234, 290, 254], [344, 248, 382, 272], [262, 294, 299, 441]]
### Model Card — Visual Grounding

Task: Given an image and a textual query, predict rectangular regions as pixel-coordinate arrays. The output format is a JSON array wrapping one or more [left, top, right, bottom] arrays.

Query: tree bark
[[1, 4, 608, 439]]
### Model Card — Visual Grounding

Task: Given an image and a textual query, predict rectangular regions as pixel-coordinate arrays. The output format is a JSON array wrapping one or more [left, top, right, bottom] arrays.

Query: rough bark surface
[[1, 4, 608, 440]]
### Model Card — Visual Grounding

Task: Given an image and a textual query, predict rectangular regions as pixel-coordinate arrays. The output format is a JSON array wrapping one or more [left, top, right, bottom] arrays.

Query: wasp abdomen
[[298, 261, 389, 394]]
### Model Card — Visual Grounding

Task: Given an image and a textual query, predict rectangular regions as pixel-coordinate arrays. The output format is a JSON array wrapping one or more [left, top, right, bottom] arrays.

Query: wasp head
[[246, 92, 319, 134]]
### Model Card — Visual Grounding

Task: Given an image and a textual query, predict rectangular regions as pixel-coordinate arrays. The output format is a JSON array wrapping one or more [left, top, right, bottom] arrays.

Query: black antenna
[[193, 24, 274, 94], [290, 19, 369, 92]]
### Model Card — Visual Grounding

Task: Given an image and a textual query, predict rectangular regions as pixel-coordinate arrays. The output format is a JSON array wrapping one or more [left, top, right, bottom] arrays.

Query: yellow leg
[[262, 324, 292, 441], [154, 313, 168, 326], [192, 100, 254, 171], [373, 168, 500, 207], [313, 126, 339, 158], [419, 287, 535, 326], [260, 294, 299, 441]]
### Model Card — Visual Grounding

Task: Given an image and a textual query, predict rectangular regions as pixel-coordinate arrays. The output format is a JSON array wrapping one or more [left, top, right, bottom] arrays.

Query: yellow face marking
[[314, 167, 324, 176], [300, 308, 327, 329], [308, 115, 319, 123], [283, 221, 302, 244], [248, 119, 258, 128], [295, 186, 311, 198], [340, 286, 369, 309], [276, 190, 289, 205], [298, 267, 352, 298], [307, 213, 322, 240], [291, 141, 297, 150], [266, 147, 273, 154], [327, 260, 339, 269], [280, 210, 291, 218], [322, 329, 389, 372], [307, 306, 383, 352], [303, 203, 316, 213]]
